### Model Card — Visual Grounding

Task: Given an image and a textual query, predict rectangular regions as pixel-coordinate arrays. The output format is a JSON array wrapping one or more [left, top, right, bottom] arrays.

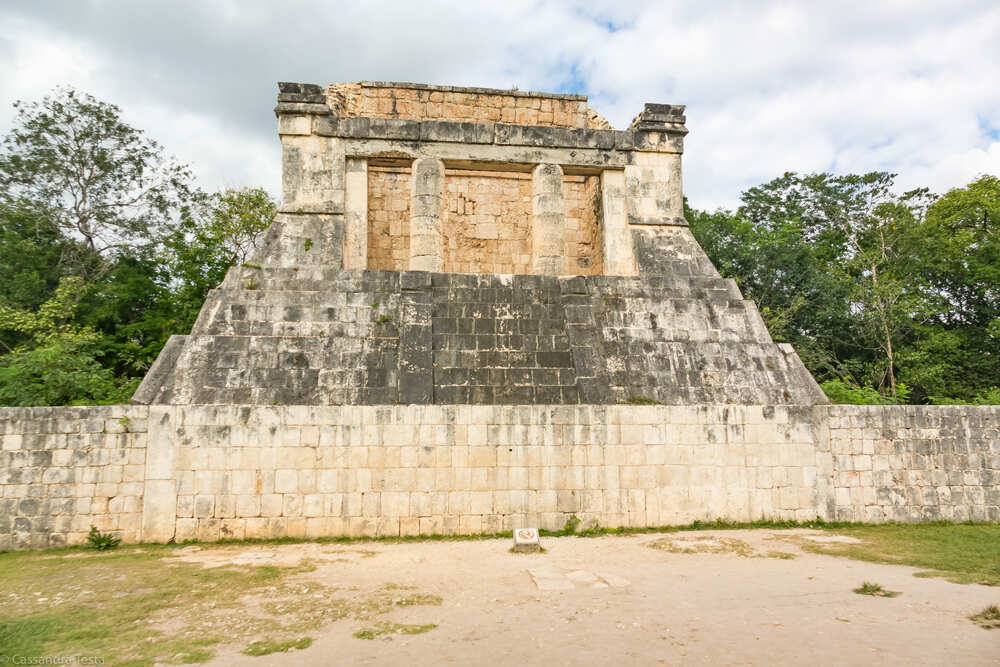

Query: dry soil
[[197, 529, 999, 666]]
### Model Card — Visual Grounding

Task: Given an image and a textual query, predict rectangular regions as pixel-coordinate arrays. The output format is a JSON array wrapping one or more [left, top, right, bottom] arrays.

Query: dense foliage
[[0, 87, 995, 405], [688, 172, 999, 404], [0, 87, 275, 405]]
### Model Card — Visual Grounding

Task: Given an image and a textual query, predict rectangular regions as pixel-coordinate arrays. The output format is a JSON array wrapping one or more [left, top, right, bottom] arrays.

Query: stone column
[[409, 157, 445, 272], [343, 158, 368, 269], [531, 163, 565, 275], [600, 169, 637, 275]]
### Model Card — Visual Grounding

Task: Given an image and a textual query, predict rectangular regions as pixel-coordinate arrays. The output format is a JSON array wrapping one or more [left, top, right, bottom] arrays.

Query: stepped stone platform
[[133, 81, 825, 408]]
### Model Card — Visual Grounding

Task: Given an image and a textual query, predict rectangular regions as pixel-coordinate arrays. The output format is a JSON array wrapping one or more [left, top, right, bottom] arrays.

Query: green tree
[[904, 175, 1000, 402], [0, 86, 198, 279], [689, 171, 1000, 404], [0, 277, 133, 405], [161, 186, 276, 337], [0, 87, 276, 405], [203, 187, 276, 266]]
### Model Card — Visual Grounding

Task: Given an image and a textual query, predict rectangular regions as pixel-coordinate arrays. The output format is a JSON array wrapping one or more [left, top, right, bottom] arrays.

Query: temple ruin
[[0, 82, 996, 549]]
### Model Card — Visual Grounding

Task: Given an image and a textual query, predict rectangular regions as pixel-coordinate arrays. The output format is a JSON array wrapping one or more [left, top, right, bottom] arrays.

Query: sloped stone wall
[[134, 268, 826, 407]]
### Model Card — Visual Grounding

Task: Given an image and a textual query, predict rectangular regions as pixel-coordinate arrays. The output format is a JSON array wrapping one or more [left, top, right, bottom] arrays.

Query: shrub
[[86, 525, 122, 551]]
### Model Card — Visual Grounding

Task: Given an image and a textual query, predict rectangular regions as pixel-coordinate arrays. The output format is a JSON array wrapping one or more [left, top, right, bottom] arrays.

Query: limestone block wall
[[364, 168, 602, 276], [2, 404, 999, 549], [327, 81, 606, 129], [442, 169, 533, 275], [0, 406, 148, 549], [562, 174, 602, 275], [367, 166, 411, 271], [153, 404, 827, 542], [139, 268, 825, 407], [828, 406, 1000, 522]]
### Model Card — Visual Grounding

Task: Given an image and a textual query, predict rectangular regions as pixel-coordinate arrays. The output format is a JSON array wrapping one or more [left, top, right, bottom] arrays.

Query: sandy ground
[[197, 529, 999, 666]]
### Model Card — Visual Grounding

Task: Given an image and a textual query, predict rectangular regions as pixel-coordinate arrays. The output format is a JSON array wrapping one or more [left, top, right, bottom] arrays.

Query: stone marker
[[513, 527, 541, 553]]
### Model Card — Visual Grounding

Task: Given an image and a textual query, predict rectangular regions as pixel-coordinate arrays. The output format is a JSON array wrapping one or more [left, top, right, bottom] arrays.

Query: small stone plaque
[[512, 527, 541, 553]]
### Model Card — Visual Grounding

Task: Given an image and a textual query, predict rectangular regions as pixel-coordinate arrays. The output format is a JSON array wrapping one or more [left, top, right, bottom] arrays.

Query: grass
[[969, 605, 1000, 629], [354, 622, 437, 640], [853, 582, 901, 597], [243, 637, 313, 656], [0, 546, 442, 665], [796, 522, 1000, 586], [0, 547, 278, 665]]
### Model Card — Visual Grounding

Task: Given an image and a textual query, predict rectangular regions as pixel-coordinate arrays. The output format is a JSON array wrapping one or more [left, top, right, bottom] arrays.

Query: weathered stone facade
[[132, 81, 825, 407], [2, 405, 998, 548], [1, 81, 996, 549], [326, 81, 604, 129]]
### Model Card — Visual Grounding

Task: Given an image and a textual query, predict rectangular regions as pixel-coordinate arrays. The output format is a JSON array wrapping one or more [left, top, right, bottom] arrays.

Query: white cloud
[[1, 1, 998, 210]]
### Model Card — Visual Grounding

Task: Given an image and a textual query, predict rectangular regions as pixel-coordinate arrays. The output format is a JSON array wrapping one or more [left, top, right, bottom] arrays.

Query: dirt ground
[[192, 529, 998, 666]]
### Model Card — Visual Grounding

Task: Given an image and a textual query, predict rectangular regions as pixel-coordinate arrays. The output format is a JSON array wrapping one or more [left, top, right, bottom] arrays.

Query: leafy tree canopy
[[0, 86, 198, 279]]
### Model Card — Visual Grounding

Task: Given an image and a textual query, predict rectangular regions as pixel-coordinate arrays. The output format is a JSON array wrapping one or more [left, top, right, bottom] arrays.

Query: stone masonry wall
[[148, 269, 824, 407], [367, 166, 411, 271], [442, 169, 533, 275], [327, 81, 606, 129], [366, 169, 604, 275], [0, 406, 148, 549], [563, 174, 603, 275], [828, 405, 1000, 522], [153, 404, 828, 542], [2, 404, 997, 548]]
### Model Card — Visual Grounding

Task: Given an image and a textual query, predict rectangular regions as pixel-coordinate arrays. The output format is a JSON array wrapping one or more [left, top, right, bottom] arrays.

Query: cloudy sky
[[1, 0, 998, 210]]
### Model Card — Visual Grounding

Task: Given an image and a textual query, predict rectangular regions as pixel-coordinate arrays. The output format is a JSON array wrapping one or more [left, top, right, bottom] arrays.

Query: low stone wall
[[161, 404, 822, 542], [1, 404, 997, 549], [0, 406, 148, 549], [829, 405, 1000, 522]]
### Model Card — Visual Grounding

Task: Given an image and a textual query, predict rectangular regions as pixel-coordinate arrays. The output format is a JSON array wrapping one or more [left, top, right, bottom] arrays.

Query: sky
[[1, 0, 998, 210]]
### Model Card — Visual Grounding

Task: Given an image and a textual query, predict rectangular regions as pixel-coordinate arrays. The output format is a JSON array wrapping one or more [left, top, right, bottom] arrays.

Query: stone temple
[[133, 81, 826, 408], [0, 82, 996, 549]]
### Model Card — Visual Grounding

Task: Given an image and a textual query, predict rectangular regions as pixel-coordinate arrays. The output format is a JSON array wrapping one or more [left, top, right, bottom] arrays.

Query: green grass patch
[[853, 581, 901, 597], [0, 544, 442, 666], [354, 622, 437, 640], [798, 522, 1000, 586], [969, 605, 1000, 629], [243, 637, 313, 656], [0, 547, 296, 664]]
